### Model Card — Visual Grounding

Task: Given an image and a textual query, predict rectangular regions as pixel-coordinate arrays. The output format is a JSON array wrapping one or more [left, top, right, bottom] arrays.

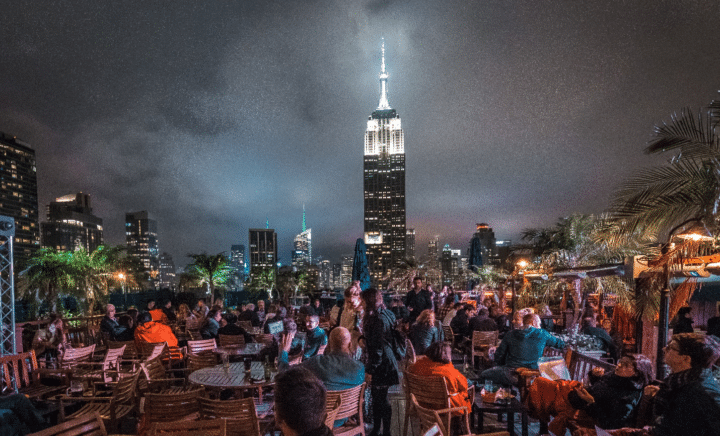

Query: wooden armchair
[[325, 396, 342, 429], [403, 371, 472, 436], [470, 330, 498, 368], [139, 357, 188, 394], [0, 350, 70, 399], [60, 368, 141, 431], [141, 387, 204, 425], [186, 339, 217, 355], [254, 334, 275, 348], [27, 411, 107, 436], [410, 394, 508, 436], [74, 346, 127, 393], [325, 382, 366, 436], [218, 334, 245, 347], [186, 352, 219, 375], [237, 321, 253, 331], [147, 418, 226, 436], [59, 345, 96, 370], [198, 397, 260, 436]]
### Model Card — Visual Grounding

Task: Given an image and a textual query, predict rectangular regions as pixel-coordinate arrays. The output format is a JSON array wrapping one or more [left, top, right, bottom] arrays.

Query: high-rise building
[[441, 244, 462, 286], [125, 211, 159, 287], [340, 255, 353, 289], [41, 193, 103, 253], [158, 252, 176, 290], [364, 41, 406, 286], [332, 263, 342, 289], [292, 207, 312, 268], [405, 228, 415, 260], [471, 223, 499, 266], [229, 244, 246, 290], [318, 260, 332, 289], [249, 228, 277, 281], [427, 237, 439, 269], [0, 132, 39, 268]]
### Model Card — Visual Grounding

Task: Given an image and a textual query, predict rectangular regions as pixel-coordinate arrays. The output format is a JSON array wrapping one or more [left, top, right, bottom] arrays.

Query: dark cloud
[[1, 0, 719, 267]]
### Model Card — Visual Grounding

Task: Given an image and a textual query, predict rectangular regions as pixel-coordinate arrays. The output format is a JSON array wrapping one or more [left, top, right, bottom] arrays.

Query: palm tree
[[186, 253, 232, 307], [67, 246, 125, 315], [18, 248, 74, 313], [609, 98, 720, 240]]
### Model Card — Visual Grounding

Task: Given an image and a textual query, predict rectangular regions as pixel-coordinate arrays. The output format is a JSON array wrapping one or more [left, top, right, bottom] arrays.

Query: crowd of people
[[14, 278, 720, 436]]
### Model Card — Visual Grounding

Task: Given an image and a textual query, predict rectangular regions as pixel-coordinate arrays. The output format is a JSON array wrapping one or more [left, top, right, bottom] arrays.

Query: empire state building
[[364, 41, 406, 286]]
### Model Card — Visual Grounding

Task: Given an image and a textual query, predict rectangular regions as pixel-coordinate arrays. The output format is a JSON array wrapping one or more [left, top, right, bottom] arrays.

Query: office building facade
[[125, 211, 159, 287], [363, 41, 406, 285], [41, 192, 103, 253], [0, 132, 39, 268], [249, 228, 277, 281]]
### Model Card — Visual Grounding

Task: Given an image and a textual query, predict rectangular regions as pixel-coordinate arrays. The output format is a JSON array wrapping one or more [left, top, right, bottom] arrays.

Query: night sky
[[2, 1, 720, 267]]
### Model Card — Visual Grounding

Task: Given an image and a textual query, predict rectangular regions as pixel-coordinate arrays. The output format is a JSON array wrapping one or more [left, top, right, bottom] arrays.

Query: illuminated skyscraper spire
[[302, 204, 306, 232], [377, 38, 391, 110]]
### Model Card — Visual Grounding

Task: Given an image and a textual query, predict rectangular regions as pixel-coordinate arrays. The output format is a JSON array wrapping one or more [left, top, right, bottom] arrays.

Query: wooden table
[[188, 362, 276, 397], [212, 343, 267, 358], [471, 392, 528, 436]]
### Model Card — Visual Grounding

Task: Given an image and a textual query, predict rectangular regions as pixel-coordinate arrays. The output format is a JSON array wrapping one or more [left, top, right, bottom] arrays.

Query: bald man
[[279, 327, 365, 391]]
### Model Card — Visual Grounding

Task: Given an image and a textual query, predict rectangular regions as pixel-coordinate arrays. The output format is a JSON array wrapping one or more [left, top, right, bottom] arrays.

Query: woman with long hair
[[408, 309, 443, 355], [338, 284, 364, 356], [361, 288, 399, 436]]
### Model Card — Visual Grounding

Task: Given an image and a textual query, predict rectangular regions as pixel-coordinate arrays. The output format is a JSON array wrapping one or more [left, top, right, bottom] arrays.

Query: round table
[[188, 362, 276, 396], [213, 343, 266, 357]]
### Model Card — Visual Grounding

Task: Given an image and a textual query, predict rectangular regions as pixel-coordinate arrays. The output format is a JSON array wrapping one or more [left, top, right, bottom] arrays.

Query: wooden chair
[[187, 330, 202, 341], [74, 346, 126, 392], [325, 396, 342, 429], [141, 388, 204, 424], [0, 350, 71, 399], [107, 340, 139, 361], [238, 321, 253, 331], [402, 338, 417, 371], [441, 325, 453, 344], [137, 342, 167, 361], [147, 418, 226, 436], [218, 334, 245, 347], [59, 344, 96, 370], [187, 339, 217, 355], [325, 382, 366, 436], [61, 368, 141, 431], [254, 334, 275, 348], [140, 357, 188, 394], [410, 394, 508, 436], [198, 397, 260, 436], [470, 330, 498, 367], [27, 411, 107, 436], [403, 371, 471, 436], [66, 327, 93, 348], [186, 352, 219, 375]]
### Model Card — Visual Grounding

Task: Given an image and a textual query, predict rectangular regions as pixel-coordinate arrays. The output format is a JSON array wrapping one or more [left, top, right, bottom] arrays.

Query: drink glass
[[222, 353, 230, 370], [68, 380, 83, 397], [484, 380, 494, 393]]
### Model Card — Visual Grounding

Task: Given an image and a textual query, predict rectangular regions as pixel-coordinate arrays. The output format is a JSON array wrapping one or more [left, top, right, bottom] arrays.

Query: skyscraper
[[292, 206, 311, 268], [249, 228, 277, 282], [41, 193, 103, 252], [229, 244, 246, 290], [125, 211, 159, 287], [158, 252, 176, 290], [364, 41, 406, 286], [406, 228, 415, 260], [0, 132, 39, 269]]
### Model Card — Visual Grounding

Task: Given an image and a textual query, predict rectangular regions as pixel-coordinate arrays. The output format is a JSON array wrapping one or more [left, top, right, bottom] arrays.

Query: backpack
[[390, 327, 407, 361]]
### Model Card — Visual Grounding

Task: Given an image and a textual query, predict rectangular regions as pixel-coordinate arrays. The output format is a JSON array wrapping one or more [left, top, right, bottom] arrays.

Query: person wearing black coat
[[361, 288, 399, 436], [672, 306, 694, 335], [405, 277, 433, 323]]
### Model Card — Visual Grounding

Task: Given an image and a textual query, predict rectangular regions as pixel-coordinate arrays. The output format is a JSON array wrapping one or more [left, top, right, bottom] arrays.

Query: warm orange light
[[517, 260, 528, 268], [118, 273, 125, 280]]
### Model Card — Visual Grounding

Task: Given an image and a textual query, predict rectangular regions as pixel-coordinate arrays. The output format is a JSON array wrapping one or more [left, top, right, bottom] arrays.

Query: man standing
[[405, 277, 432, 323], [481, 314, 565, 387], [279, 326, 365, 391], [100, 304, 127, 341], [303, 315, 328, 359]]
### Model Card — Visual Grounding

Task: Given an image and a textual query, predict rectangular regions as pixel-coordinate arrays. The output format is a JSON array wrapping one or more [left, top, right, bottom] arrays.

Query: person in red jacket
[[135, 311, 178, 347]]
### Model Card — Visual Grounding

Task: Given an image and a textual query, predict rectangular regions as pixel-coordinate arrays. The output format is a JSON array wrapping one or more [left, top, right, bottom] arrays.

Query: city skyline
[[2, 1, 720, 267]]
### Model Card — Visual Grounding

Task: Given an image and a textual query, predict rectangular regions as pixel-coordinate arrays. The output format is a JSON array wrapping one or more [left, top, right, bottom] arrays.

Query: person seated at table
[[193, 298, 209, 318], [409, 309, 443, 355], [275, 366, 333, 436], [161, 300, 177, 322], [582, 315, 618, 361], [115, 314, 136, 341], [200, 309, 222, 339], [0, 393, 48, 435], [490, 305, 510, 334], [148, 299, 169, 324], [239, 303, 261, 327], [407, 341, 472, 414], [264, 306, 288, 333], [135, 311, 178, 347], [450, 304, 474, 343], [312, 298, 325, 317], [279, 326, 365, 393], [481, 314, 565, 387], [100, 304, 128, 341], [527, 354, 652, 436], [217, 312, 253, 343], [469, 307, 499, 333], [304, 315, 328, 359], [32, 314, 67, 362]]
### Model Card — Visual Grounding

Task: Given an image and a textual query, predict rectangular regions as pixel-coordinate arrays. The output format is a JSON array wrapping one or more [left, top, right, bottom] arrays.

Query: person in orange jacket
[[135, 311, 178, 347], [407, 341, 472, 415]]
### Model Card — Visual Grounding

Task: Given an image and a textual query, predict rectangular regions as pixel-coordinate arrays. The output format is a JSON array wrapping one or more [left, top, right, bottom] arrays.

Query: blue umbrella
[[352, 238, 371, 291]]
